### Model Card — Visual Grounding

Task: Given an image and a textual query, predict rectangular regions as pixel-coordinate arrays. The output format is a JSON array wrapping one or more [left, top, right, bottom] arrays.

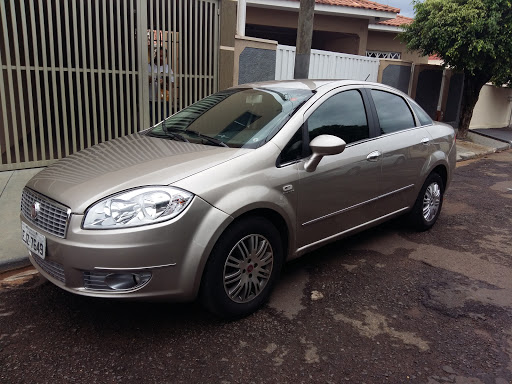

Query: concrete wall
[[442, 72, 464, 125], [470, 85, 512, 129], [376, 60, 512, 131], [409, 64, 444, 119], [378, 60, 413, 94], [234, 35, 278, 85], [313, 31, 360, 55], [246, 7, 369, 56], [219, 0, 238, 91], [366, 31, 427, 64]]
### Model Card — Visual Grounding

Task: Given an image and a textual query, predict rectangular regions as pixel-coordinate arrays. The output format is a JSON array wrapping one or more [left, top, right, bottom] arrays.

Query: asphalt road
[[1, 151, 512, 384]]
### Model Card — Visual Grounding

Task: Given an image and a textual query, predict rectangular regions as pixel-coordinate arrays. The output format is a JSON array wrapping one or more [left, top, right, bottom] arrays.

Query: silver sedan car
[[21, 80, 456, 318]]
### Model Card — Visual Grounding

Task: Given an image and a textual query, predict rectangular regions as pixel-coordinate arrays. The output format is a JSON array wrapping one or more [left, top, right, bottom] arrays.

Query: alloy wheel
[[422, 182, 441, 222], [223, 234, 274, 303]]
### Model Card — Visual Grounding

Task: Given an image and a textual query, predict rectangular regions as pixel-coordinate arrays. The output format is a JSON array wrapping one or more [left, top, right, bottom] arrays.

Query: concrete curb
[[468, 131, 511, 150], [456, 131, 511, 162], [0, 256, 31, 274], [456, 147, 497, 162], [472, 128, 512, 145], [0, 168, 43, 272]]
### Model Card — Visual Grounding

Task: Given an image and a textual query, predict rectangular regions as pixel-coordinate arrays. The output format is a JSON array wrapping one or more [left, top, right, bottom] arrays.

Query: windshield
[[148, 87, 313, 148]]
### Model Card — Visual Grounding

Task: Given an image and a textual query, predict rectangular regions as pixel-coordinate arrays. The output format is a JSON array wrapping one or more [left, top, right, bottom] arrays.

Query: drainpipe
[[237, 0, 246, 37]]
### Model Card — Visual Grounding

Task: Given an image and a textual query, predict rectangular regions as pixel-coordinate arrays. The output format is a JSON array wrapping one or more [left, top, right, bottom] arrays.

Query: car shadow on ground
[[4, 216, 411, 329]]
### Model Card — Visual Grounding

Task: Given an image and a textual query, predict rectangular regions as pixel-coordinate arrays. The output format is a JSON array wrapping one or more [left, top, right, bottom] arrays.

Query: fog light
[[104, 272, 151, 290]]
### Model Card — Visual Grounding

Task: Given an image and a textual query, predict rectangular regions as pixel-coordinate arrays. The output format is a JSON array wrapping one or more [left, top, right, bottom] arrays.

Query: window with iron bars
[[366, 51, 402, 60]]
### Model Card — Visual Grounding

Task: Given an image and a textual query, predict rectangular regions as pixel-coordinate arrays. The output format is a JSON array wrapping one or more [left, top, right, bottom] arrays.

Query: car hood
[[26, 133, 249, 213]]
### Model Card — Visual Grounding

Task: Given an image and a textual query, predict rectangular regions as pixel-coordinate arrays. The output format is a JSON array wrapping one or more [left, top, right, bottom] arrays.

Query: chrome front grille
[[21, 188, 70, 238], [32, 255, 66, 283]]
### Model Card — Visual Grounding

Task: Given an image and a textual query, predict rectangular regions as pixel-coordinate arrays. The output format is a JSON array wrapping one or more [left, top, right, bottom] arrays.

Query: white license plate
[[21, 222, 46, 259]]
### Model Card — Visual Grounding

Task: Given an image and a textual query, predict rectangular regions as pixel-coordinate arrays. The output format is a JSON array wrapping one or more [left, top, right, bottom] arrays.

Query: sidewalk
[[456, 130, 511, 161], [0, 168, 42, 270], [1, 132, 510, 272]]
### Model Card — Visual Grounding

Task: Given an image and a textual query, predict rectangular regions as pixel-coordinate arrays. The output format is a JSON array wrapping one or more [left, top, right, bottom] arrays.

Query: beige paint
[[367, 31, 427, 64], [246, 7, 368, 55], [470, 84, 512, 129], [313, 32, 360, 55], [233, 35, 278, 86], [220, 0, 237, 47], [219, 0, 238, 90]]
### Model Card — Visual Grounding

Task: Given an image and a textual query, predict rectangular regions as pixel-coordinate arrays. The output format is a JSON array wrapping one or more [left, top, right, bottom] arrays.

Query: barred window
[[366, 51, 402, 60]]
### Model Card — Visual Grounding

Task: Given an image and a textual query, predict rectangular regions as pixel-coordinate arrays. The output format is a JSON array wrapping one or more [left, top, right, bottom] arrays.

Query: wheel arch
[[197, 208, 290, 317], [431, 164, 448, 189], [231, 208, 290, 260], [197, 207, 291, 294], [420, 149, 451, 194]]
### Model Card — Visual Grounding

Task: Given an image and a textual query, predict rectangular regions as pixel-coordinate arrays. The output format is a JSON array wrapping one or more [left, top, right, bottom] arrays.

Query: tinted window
[[279, 128, 303, 165], [307, 90, 369, 144], [371, 90, 415, 134], [410, 101, 433, 126]]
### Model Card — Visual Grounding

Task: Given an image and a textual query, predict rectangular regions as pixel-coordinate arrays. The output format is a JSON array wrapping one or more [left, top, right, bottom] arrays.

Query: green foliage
[[402, 0, 512, 85]]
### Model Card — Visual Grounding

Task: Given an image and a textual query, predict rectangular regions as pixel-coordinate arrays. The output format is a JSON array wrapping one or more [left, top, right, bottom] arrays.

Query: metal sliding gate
[[0, 0, 219, 171]]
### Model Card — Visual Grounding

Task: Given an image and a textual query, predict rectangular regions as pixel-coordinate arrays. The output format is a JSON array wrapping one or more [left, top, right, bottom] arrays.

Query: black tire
[[200, 216, 283, 319], [409, 172, 444, 231]]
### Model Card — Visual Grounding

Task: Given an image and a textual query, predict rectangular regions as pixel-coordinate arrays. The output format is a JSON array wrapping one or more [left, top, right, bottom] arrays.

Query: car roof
[[234, 79, 397, 93]]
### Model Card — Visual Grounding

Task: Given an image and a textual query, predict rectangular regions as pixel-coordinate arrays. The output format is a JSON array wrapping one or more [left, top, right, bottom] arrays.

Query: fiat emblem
[[31, 202, 41, 220]]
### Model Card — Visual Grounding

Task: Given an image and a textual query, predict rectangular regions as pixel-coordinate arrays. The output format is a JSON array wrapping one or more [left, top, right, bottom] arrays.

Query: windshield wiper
[[166, 128, 228, 148], [150, 129, 190, 143]]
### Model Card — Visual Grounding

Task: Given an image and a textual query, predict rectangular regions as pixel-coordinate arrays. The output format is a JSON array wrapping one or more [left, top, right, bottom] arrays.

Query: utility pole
[[294, 0, 315, 79]]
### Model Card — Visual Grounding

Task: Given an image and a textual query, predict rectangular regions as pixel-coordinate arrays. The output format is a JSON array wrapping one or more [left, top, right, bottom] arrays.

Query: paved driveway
[[1, 151, 512, 384]]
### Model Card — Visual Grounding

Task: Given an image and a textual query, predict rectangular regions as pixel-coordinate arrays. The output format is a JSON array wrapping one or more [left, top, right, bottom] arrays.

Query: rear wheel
[[409, 172, 444, 231], [200, 216, 283, 319]]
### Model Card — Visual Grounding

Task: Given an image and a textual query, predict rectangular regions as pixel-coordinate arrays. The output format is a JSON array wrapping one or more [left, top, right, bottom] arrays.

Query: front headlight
[[83, 187, 194, 229]]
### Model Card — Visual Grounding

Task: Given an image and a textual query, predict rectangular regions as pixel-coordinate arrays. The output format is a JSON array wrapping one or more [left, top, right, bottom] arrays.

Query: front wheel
[[200, 217, 283, 319], [409, 172, 444, 231]]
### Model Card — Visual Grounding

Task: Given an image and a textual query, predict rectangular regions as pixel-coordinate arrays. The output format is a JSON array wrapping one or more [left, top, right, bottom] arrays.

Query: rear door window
[[371, 90, 416, 134], [410, 101, 433, 126]]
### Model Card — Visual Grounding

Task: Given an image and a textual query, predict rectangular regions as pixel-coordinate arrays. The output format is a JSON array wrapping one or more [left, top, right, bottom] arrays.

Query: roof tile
[[312, 0, 400, 13], [378, 14, 413, 26]]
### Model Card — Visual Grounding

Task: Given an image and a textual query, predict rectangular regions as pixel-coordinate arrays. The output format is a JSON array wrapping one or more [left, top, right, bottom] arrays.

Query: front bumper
[[22, 196, 232, 301]]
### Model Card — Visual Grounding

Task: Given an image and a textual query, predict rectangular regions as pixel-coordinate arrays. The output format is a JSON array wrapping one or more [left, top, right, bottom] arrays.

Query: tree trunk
[[294, 0, 315, 79], [457, 72, 490, 139]]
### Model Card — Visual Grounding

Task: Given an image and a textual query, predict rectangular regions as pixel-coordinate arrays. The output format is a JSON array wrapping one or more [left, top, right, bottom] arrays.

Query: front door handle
[[367, 150, 381, 162], [421, 137, 430, 145]]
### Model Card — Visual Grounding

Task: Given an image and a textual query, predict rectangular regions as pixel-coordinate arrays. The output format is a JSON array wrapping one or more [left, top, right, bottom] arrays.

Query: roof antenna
[[365, 74, 371, 81]]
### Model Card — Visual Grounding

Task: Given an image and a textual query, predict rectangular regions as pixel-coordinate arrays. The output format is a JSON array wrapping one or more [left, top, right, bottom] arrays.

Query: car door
[[295, 88, 383, 250], [367, 88, 432, 216]]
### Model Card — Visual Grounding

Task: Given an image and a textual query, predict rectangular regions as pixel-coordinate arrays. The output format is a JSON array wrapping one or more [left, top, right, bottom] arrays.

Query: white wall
[[275, 45, 379, 82], [470, 84, 512, 129]]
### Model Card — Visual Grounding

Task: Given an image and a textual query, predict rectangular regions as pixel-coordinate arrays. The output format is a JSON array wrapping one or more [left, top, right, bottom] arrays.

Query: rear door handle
[[367, 150, 381, 162], [421, 137, 430, 145]]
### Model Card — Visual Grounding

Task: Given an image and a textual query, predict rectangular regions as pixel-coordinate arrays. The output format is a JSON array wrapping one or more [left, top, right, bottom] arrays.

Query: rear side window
[[307, 90, 369, 144], [371, 90, 415, 134], [410, 101, 433, 126]]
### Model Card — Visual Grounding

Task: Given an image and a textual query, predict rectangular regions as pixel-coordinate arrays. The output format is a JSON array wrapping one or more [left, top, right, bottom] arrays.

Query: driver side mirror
[[304, 135, 346, 172]]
